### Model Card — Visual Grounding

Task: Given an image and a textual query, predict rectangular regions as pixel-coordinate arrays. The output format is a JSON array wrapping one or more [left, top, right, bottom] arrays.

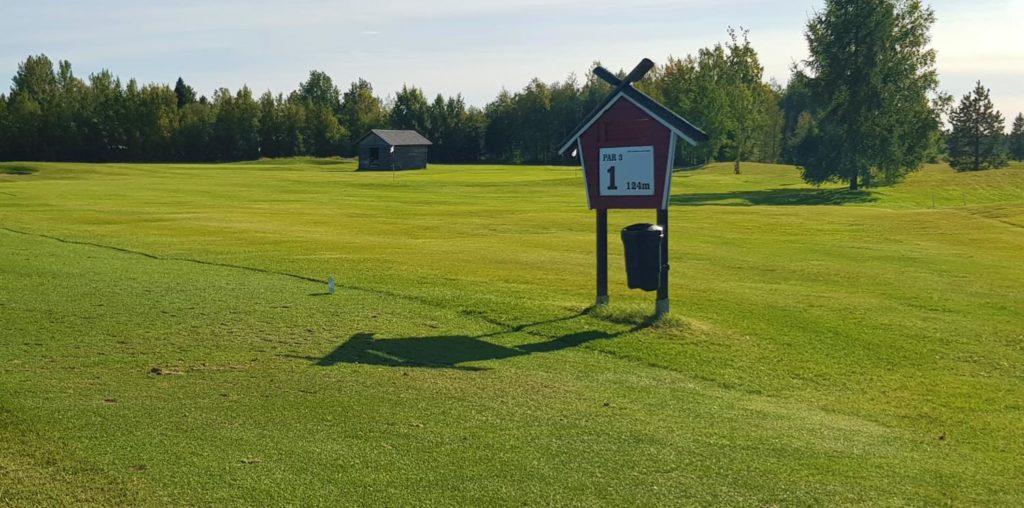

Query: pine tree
[[1010, 113, 1024, 162], [173, 77, 196, 108], [947, 81, 1007, 171]]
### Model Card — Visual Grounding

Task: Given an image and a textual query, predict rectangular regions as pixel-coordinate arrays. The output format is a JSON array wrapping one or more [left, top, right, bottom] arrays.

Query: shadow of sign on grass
[[671, 188, 877, 206], [285, 311, 654, 371], [294, 330, 610, 371], [1, 164, 38, 175]]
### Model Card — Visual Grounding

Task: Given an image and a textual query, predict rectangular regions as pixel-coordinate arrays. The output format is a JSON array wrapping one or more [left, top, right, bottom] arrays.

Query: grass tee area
[[1, 159, 1022, 504]]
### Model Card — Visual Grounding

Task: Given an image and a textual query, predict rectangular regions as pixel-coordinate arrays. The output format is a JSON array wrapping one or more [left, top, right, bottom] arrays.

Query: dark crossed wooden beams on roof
[[596, 58, 655, 90], [557, 59, 709, 155]]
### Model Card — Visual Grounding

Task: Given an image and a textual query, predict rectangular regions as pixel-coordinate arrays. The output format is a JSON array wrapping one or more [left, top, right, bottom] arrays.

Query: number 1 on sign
[[606, 166, 617, 190]]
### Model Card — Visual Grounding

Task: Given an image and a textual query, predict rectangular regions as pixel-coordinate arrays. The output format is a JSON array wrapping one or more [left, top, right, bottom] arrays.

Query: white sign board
[[598, 146, 655, 196]]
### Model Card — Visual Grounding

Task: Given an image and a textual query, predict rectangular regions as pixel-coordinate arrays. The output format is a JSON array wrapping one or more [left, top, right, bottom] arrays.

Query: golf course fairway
[[1, 159, 1022, 504]]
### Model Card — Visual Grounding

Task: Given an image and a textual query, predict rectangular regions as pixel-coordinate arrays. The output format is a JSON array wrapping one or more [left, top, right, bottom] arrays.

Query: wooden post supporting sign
[[596, 209, 609, 306], [656, 207, 669, 317]]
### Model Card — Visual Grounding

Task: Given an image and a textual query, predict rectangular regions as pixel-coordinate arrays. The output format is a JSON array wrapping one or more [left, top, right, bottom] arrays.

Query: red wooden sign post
[[559, 59, 707, 318]]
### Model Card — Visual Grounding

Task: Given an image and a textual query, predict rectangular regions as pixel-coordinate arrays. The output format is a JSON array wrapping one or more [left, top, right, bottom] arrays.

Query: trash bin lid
[[621, 223, 664, 237], [622, 223, 663, 232]]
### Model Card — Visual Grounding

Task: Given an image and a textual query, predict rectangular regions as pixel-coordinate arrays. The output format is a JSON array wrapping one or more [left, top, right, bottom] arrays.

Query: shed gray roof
[[358, 129, 433, 146]]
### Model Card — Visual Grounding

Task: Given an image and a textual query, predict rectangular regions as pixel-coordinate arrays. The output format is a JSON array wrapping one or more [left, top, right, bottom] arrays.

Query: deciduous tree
[[174, 102, 214, 161], [722, 28, 775, 174], [297, 71, 341, 112], [425, 94, 485, 163], [389, 85, 430, 133], [795, 0, 940, 190], [211, 87, 261, 160], [339, 79, 385, 155], [304, 105, 345, 158]]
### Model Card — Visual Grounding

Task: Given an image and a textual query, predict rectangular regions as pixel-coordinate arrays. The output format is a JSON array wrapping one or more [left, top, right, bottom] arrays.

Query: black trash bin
[[621, 223, 664, 292]]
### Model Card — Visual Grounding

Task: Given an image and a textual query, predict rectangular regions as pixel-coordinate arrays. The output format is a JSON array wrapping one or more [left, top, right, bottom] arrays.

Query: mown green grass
[[1, 158, 1022, 505]]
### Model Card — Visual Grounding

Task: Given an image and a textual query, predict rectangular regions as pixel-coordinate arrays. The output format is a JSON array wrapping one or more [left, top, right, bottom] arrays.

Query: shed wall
[[357, 133, 428, 170], [394, 146, 428, 170]]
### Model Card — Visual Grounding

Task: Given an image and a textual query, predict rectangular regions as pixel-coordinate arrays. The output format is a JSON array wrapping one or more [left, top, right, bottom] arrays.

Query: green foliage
[[483, 90, 520, 162], [304, 105, 346, 158], [296, 70, 341, 112], [667, 47, 732, 162], [175, 102, 215, 161], [794, 0, 940, 190], [123, 80, 178, 160], [425, 94, 485, 163], [258, 92, 305, 158], [210, 87, 261, 160], [922, 92, 954, 163], [482, 71, 606, 164], [174, 77, 196, 108], [339, 79, 386, 155], [1008, 113, 1024, 162], [779, 69, 816, 163], [509, 79, 555, 164], [84, 70, 128, 161], [721, 28, 781, 173], [6, 55, 55, 159], [389, 85, 430, 133], [12, 54, 58, 103], [644, 32, 783, 169], [0, 95, 7, 157], [0, 57, 360, 162], [947, 81, 1007, 171]]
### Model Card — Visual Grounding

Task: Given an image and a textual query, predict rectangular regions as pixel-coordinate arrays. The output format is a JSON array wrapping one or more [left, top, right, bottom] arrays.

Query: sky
[[1, 0, 1022, 121]]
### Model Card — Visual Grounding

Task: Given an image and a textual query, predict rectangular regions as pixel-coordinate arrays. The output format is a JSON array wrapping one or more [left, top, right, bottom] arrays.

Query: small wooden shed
[[356, 129, 433, 170]]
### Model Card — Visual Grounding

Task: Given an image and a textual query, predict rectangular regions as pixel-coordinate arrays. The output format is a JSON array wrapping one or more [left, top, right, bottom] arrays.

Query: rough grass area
[[1, 159, 1022, 505]]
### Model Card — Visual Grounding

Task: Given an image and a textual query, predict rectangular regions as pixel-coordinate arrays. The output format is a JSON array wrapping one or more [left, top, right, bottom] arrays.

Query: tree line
[[0, 30, 783, 168], [0, 0, 1021, 183]]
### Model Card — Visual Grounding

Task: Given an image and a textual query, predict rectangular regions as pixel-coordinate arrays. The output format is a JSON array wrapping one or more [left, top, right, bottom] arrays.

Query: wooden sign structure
[[558, 59, 708, 317]]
